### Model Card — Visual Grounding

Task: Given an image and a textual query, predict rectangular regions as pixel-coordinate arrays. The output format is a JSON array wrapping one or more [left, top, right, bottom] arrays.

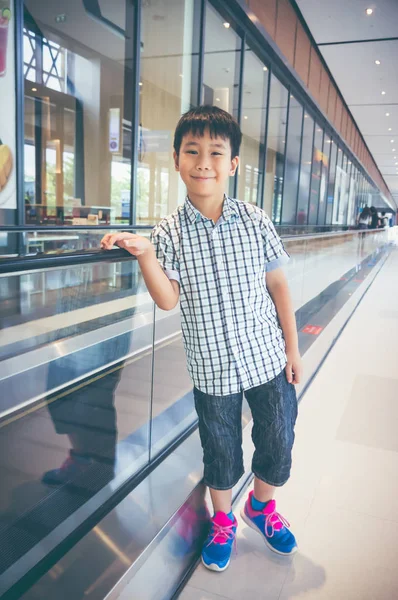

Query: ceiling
[[296, 0, 398, 209]]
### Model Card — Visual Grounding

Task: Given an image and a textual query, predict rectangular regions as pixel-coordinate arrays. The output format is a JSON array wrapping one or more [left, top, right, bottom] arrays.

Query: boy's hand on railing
[[100, 233, 153, 257]]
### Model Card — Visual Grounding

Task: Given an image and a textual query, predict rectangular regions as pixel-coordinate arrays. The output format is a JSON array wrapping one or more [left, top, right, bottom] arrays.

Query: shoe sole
[[240, 509, 298, 556], [201, 556, 230, 572]]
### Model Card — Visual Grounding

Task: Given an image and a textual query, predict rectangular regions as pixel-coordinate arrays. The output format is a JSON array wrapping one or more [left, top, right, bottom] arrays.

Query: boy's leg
[[193, 387, 244, 502], [253, 478, 275, 504], [244, 369, 297, 491], [209, 487, 233, 514], [242, 370, 298, 556], [193, 387, 244, 572]]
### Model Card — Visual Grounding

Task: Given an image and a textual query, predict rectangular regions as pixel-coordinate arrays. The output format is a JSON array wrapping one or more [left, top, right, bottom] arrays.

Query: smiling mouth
[[191, 176, 215, 180]]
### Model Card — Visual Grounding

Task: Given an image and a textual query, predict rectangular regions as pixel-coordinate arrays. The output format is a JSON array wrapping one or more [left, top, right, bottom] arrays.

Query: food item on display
[[0, 4, 11, 76], [0, 139, 13, 191]]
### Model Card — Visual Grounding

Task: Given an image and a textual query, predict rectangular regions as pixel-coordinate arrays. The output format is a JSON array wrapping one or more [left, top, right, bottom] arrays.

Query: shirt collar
[[184, 195, 239, 224]]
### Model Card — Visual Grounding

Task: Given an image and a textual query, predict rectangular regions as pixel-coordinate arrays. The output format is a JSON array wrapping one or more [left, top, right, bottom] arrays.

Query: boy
[[101, 105, 302, 572]]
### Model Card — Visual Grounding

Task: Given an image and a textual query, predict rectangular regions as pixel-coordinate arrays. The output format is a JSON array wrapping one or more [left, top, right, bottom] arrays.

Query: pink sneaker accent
[[246, 491, 290, 537], [58, 455, 77, 472], [207, 512, 237, 546]]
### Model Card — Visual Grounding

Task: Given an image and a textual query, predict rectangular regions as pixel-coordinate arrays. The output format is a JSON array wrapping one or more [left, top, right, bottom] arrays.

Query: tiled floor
[[180, 247, 398, 600]]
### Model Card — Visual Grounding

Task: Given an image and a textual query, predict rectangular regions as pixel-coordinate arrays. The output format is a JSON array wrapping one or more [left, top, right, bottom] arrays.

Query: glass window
[[23, 1, 134, 226], [346, 160, 356, 225], [356, 170, 365, 211], [138, 0, 197, 224], [317, 133, 331, 225], [263, 75, 288, 222], [238, 48, 268, 206], [281, 96, 303, 224], [296, 113, 314, 226], [308, 125, 324, 224], [203, 3, 242, 197], [341, 156, 351, 224], [326, 141, 337, 224], [333, 148, 348, 224]]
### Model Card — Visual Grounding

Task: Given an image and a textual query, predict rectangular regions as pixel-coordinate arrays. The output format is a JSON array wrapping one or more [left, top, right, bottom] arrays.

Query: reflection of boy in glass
[[42, 364, 121, 487], [42, 279, 130, 489], [101, 106, 302, 571]]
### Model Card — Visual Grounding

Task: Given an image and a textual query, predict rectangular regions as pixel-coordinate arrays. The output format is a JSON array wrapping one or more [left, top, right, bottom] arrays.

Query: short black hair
[[173, 105, 242, 158]]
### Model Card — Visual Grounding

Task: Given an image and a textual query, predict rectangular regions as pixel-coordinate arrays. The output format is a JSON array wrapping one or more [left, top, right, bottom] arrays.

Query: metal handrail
[[0, 248, 136, 275], [0, 225, 154, 232], [0, 225, 388, 275]]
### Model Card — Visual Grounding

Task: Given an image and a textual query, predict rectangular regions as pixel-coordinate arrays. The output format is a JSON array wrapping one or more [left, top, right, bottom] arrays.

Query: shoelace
[[206, 522, 236, 550], [264, 509, 290, 538]]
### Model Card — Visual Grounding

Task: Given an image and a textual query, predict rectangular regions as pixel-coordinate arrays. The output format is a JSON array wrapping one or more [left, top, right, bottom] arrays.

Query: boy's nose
[[196, 161, 210, 170]]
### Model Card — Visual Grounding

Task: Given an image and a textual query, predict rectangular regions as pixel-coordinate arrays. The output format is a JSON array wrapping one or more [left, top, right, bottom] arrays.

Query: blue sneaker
[[241, 491, 297, 556], [201, 511, 237, 572], [42, 451, 92, 485]]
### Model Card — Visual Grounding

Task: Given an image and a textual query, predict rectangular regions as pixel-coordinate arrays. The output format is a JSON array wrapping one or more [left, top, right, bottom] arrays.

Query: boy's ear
[[230, 156, 239, 176], [173, 151, 179, 171]]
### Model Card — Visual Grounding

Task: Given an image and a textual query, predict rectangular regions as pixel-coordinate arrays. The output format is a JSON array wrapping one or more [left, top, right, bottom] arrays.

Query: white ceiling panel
[[320, 41, 398, 106], [297, 0, 398, 207], [296, 0, 398, 44]]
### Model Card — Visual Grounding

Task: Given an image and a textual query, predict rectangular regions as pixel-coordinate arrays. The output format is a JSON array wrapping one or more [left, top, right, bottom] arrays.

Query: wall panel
[[275, 0, 297, 66], [327, 84, 337, 122], [308, 47, 321, 103], [294, 21, 311, 85], [319, 66, 329, 114], [249, 0, 277, 39], [334, 96, 343, 131], [341, 108, 348, 138]]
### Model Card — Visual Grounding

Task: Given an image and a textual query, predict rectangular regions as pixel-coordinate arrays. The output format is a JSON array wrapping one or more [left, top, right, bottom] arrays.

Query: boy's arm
[[101, 232, 179, 311], [266, 268, 302, 385], [137, 248, 180, 311]]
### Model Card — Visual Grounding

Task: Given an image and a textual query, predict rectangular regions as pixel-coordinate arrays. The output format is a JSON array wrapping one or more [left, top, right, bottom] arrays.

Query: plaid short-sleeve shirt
[[151, 196, 289, 396]]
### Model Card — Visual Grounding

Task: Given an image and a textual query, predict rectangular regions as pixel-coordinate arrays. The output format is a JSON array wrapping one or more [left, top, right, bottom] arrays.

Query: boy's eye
[[212, 152, 222, 156], [186, 150, 198, 154]]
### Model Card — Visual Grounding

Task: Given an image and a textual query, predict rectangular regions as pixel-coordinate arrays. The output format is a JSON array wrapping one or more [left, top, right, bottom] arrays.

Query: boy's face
[[174, 129, 239, 201]]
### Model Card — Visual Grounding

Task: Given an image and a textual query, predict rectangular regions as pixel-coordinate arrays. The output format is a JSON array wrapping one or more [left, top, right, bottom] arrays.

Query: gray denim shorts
[[193, 369, 298, 490]]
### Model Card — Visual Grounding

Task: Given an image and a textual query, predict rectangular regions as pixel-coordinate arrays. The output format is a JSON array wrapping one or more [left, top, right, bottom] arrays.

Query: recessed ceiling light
[[366, 8, 373, 16], [381, 91, 386, 95], [139, 82, 143, 86], [32, 87, 37, 92], [375, 60, 381, 65], [244, 116, 248, 119], [391, 140, 395, 143], [386, 113, 390, 116], [388, 128, 392, 131], [216, 97, 220, 102], [263, 66, 268, 71], [395, 162, 398, 166], [223, 22, 230, 28], [393, 148, 396, 152]]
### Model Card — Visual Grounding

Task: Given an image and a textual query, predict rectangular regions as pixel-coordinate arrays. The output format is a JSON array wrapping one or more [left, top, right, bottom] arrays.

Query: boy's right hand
[[100, 232, 153, 257]]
